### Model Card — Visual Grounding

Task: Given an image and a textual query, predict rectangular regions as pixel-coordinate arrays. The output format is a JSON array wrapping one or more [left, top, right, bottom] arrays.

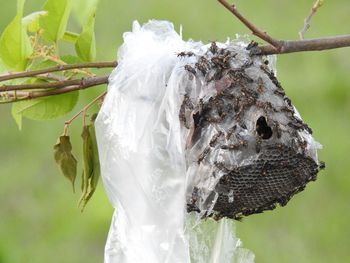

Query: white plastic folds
[[95, 20, 254, 263]]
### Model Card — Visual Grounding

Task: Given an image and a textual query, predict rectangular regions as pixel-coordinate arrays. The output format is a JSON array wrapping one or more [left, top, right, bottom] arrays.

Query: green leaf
[[79, 114, 100, 211], [54, 135, 77, 192], [11, 91, 79, 125], [40, 0, 71, 42], [22, 11, 48, 32], [0, 0, 33, 70], [75, 11, 96, 62], [0, 58, 7, 74], [60, 55, 83, 64], [28, 58, 58, 71], [72, 0, 99, 25], [11, 104, 23, 130], [63, 31, 79, 43]]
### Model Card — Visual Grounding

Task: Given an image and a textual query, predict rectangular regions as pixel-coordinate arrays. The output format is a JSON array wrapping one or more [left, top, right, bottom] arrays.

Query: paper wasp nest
[[181, 42, 325, 220]]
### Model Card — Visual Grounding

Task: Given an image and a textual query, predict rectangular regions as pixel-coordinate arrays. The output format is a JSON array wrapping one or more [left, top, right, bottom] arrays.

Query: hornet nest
[[179, 41, 325, 220]]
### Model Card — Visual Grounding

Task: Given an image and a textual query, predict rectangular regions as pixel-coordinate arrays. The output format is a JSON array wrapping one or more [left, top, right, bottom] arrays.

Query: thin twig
[[0, 61, 117, 82], [0, 76, 108, 103], [0, 76, 108, 92], [299, 0, 324, 40], [217, 0, 281, 49], [63, 91, 107, 135]]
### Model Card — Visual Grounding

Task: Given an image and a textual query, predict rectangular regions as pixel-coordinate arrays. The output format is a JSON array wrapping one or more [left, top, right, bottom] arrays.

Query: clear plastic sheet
[[95, 20, 255, 263]]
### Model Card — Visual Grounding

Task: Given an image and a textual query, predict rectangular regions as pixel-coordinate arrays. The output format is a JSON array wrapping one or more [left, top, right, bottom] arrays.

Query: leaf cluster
[[0, 0, 99, 126], [53, 115, 100, 210], [0, 0, 104, 209]]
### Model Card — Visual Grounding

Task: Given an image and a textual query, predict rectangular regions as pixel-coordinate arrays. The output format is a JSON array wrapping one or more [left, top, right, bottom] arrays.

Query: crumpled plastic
[[95, 20, 255, 263]]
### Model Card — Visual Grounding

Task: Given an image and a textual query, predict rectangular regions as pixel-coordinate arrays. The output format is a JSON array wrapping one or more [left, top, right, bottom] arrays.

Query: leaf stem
[[63, 91, 106, 136]]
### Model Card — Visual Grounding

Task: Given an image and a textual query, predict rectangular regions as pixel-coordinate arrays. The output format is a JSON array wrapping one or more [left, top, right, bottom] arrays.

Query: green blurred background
[[0, 0, 349, 262]]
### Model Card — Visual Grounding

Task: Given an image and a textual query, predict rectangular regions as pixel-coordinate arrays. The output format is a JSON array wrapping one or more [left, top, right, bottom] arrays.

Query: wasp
[[280, 105, 294, 115], [241, 87, 259, 99], [220, 140, 248, 150], [195, 57, 210, 76], [284, 97, 292, 107], [206, 115, 224, 123], [226, 125, 237, 140], [209, 131, 224, 147], [274, 121, 282, 139], [211, 56, 228, 68], [228, 69, 253, 84], [257, 77, 264, 93], [288, 117, 313, 134], [319, 161, 326, 170], [179, 94, 193, 129], [234, 98, 255, 122], [304, 124, 313, 134], [197, 147, 210, 164], [260, 65, 283, 89], [223, 53, 236, 64], [246, 40, 259, 51], [177, 51, 195, 57], [209, 41, 218, 54], [184, 65, 196, 76], [256, 101, 278, 113], [273, 88, 285, 97]]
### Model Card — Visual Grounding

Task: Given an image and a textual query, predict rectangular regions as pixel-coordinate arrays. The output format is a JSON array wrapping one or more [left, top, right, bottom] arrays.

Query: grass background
[[0, 0, 349, 262]]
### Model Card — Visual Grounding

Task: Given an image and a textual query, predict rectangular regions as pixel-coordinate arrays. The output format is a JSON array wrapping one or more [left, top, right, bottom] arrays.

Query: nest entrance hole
[[256, 116, 273, 139]]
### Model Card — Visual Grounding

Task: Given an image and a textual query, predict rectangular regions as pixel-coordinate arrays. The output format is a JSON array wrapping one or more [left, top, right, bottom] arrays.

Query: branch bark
[[257, 35, 350, 55], [218, 0, 350, 55]]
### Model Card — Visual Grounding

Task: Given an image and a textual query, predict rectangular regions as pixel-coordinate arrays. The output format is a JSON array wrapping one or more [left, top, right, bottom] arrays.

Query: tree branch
[[0, 76, 109, 92], [218, 0, 350, 55], [0, 61, 117, 82], [1, 76, 108, 103]]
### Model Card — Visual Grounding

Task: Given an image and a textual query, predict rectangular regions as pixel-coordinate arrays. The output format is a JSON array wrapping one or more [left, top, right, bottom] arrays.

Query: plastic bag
[[95, 20, 255, 263]]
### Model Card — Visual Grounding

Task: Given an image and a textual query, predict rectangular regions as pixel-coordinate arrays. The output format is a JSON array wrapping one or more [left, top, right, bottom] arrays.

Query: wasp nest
[[180, 42, 325, 220]]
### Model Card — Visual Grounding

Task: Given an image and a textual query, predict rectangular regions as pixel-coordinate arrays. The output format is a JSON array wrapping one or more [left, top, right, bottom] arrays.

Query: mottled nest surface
[[180, 42, 325, 220]]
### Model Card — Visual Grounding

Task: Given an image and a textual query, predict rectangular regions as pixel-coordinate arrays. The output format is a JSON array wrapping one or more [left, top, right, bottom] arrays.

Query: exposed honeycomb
[[188, 144, 320, 219]]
